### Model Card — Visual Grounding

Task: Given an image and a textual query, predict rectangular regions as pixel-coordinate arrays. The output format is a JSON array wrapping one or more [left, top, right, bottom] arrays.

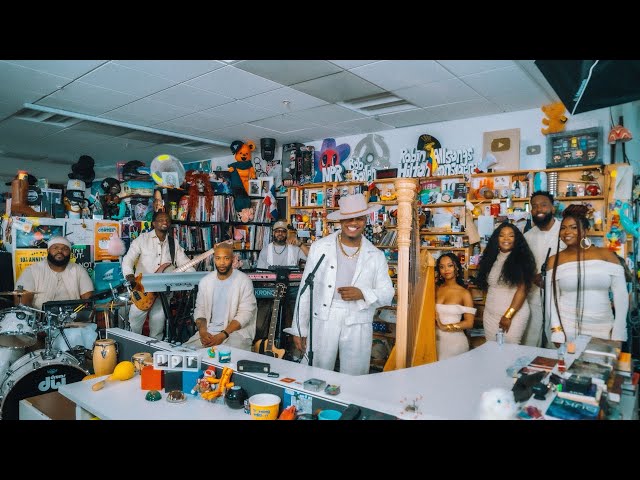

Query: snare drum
[[92, 339, 118, 376], [0, 350, 86, 420], [0, 308, 37, 348]]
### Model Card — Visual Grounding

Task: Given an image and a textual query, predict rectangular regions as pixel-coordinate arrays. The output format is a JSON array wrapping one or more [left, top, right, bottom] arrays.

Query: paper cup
[[249, 393, 281, 420]]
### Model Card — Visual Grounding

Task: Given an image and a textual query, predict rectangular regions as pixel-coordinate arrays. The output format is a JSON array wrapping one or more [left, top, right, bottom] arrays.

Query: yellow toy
[[200, 366, 235, 402], [541, 102, 568, 135], [91, 361, 136, 391]]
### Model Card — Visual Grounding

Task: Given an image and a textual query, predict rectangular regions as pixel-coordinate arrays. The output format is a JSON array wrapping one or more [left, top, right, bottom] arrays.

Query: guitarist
[[122, 211, 195, 340], [183, 242, 257, 350]]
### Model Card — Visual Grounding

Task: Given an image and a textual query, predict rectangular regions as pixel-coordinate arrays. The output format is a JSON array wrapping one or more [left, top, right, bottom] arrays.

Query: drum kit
[[0, 286, 132, 420]]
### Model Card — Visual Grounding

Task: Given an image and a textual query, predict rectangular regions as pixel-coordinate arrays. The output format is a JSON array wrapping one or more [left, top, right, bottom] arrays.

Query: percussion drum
[[0, 308, 37, 348], [0, 347, 25, 388], [131, 352, 152, 374], [92, 338, 118, 376], [0, 350, 86, 420]]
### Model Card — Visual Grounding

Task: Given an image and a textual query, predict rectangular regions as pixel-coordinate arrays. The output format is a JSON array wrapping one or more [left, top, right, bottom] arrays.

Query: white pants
[[183, 330, 252, 351], [522, 301, 544, 347], [128, 301, 165, 341], [304, 299, 372, 376]]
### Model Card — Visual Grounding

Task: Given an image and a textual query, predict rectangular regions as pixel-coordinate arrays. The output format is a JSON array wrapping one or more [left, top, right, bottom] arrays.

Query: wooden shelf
[[370, 201, 398, 206], [545, 165, 603, 173], [419, 202, 465, 208], [373, 331, 395, 339], [468, 198, 529, 203], [421, 246, 467, 251], [555, 195, 604, 201], [420, 230, 466, 235], [471, 170, 533, 177]]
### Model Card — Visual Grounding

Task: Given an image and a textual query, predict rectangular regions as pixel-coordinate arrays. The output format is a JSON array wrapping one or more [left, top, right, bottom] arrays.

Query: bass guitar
[[253, 282, 286, 359], [131, 247, 216, 311]]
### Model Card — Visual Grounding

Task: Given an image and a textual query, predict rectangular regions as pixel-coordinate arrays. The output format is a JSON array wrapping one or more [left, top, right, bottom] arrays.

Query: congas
[[0, 308, 37, 348], [92, 339, 118, 376], [131, 352, 152, 374], [0, 350, 86, 420]]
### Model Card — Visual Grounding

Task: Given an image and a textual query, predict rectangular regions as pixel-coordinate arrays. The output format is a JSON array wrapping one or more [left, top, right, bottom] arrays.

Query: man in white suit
[[285, 193, 394, 375]]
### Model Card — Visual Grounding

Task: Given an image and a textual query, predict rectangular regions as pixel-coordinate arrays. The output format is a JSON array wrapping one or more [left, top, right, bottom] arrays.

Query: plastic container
[[318, 409, 342, 420], [218, 345, 231, 363], [249, 393, 281, 420], [496, 328, 504, 346]]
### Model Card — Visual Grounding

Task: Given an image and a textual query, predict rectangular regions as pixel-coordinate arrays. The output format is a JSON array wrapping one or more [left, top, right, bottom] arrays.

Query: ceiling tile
[[102, 99, 196, 125], [437, 60, 515, 77], [0, 61, 71, 95], [351, 60, 454, 91], [201, 100, 278, 124], [423, 99, 504, 122], [235, 60, 342, 86], [114, 60, 225, 82], [394, 78, 482, 108], [291, 71, 385, 103], [209, 123, 282, 144], [80, 62, 175, 97], [290, 104, 366, 124], [333, 118, 395, 135], [377, 108, 446, 128], [186, 66, 281, 100], [147, 84, 234, 110], [329, 60, 379, 69], [37, 82, 137, 113], [250, 114, 318, 133], [243, 87, 327, 113], [5, 60, 108, 79], [287, 125, 348, 142], [487, 90, 552, 111], [156, 112, 239, 131], [460, 66, 545, 98]]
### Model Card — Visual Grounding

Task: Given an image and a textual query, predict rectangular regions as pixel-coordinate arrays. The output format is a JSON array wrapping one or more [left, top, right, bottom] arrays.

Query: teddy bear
[[541, 102, 568, 135], [228, 139, 257, 211]]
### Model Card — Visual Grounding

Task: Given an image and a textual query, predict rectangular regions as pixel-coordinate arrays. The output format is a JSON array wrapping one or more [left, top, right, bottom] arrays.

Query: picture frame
[[546, 127, 603, 168], [248, 179, 261, 196], [260, 176, 274, 197]]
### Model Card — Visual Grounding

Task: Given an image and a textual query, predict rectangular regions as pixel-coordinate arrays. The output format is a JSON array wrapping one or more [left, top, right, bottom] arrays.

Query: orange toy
[[228, 140, 257, 195]]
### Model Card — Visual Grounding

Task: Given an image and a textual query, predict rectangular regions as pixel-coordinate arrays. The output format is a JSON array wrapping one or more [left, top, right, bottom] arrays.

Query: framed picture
[[260, 177, 274, 197], [248, 179, 261, 196], [546, 127, 603, 168]]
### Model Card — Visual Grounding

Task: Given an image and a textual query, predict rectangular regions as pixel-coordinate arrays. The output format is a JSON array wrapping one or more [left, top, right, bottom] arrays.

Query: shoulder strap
[[168, 234, 176, 266]]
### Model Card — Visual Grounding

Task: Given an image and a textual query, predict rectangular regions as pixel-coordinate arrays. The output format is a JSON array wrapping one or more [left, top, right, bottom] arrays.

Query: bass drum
[[0, 350, 87, 420]]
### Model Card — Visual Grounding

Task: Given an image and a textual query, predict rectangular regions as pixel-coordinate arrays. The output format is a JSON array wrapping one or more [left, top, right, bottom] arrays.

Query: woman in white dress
[[475, 222, 536, 344], [435, 252, 476, 360], [546, 204, 628, 344]]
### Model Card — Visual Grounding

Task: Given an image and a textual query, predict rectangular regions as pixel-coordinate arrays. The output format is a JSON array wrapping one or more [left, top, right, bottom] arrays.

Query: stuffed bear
[[541, 102, 568, 135], [228, 139, 257, 211]]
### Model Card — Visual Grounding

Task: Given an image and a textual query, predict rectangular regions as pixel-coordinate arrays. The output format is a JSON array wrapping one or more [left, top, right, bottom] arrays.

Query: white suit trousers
[[128, 301, 165, 340], [305, 299, 372, 376]]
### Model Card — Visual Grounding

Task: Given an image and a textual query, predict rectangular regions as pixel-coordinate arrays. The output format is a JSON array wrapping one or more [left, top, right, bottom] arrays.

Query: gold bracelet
[[551, 326, 564, 333], [503, 307, 516, 320], [446, 324, 453, 332]]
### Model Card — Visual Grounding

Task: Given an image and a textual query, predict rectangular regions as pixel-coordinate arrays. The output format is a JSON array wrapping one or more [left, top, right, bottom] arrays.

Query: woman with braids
[[475, 222, 536, 344], [435, 252, 477, 360], [546, 204, 628, 345]]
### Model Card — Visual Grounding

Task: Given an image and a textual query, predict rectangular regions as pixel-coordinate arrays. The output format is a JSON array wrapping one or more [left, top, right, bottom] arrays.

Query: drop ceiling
[[0, 59, 558, 186]]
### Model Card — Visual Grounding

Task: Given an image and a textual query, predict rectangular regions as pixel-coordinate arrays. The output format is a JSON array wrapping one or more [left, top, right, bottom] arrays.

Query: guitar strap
[[168, 234, 176, 267]]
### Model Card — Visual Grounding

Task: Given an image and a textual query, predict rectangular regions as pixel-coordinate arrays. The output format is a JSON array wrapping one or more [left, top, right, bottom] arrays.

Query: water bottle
[[496, 327, 505, 346]]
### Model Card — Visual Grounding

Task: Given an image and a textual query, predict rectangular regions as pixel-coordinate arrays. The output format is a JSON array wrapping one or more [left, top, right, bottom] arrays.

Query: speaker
[[260, 138, 276, 162]]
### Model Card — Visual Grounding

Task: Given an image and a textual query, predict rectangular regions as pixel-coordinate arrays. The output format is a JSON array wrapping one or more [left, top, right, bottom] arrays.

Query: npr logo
[[153, 351, 200, 372]]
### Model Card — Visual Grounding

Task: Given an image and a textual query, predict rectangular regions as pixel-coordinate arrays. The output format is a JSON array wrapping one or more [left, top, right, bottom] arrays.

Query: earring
[[580, 237, 592, 249]]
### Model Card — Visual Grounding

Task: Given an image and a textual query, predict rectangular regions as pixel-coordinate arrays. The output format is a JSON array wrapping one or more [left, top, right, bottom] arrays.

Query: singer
[[522, 191, 566, 347], [284, 194, 394, 376]]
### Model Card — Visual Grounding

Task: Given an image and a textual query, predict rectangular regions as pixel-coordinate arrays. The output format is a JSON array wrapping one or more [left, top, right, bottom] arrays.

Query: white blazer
[[287, 232, 394, 338]]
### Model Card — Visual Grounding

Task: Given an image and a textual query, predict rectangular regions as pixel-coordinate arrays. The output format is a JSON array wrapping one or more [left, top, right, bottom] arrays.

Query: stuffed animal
[[186, 171, 214, 221], [100, 177, 126, 220], [477, 388, 518, 420], [228, 140, 257, 196], [541, 102, 568, 135]]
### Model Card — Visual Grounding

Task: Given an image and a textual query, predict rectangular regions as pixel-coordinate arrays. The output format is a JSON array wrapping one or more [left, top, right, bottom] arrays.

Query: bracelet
[[221, 330, 230, 339], [551, 326, 564, 333], [503, 307, 516, 320]]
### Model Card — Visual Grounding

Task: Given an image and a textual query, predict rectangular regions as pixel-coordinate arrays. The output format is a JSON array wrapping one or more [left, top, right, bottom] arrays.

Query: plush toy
[[100, 177, 126, 220], [477, 388, 518, 420], [541, 102, 568, 135], [68, 155, 96, 184], [186, 171, 214, 221], [228, 140, 257, 195]]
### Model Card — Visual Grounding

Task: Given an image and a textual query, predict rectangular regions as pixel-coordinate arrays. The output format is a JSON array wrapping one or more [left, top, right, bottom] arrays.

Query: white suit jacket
[[286, 232, 394, 338]]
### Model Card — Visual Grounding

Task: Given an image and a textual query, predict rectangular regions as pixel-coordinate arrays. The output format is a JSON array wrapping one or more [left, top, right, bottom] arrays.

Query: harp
[[384, 178, 437, 370]]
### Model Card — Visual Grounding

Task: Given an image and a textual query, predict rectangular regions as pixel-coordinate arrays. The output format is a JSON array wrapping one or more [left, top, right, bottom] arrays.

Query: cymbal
[[0, 290, 43, 296]]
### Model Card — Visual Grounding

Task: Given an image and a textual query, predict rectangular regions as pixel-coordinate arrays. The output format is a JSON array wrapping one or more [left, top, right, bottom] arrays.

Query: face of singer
[[47, 243, 71, 267], [153, 213, 171, 233], [214, 249, 233, 275], [530, 194, 554, 228], [273, 228, 287, 245], [438, 256, 456, 281], [559, 217, 581, 247], [339, 216, 366, 241], [498, 226, 516, 253]]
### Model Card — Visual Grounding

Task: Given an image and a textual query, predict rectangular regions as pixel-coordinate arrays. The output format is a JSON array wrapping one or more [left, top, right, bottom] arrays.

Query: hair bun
[[562, 203, 589, 219]]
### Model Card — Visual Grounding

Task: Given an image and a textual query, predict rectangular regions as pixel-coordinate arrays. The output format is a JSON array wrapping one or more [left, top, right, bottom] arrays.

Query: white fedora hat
[[326, 193, 381, 221]]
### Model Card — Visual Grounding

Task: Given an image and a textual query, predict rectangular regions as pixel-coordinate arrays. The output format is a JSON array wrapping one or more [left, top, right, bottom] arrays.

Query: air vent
[[13, 108, 80, 128], [339, 92, 417, 116]]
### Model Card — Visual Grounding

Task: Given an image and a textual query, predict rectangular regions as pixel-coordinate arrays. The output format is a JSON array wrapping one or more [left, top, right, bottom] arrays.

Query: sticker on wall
[[14, 248, 47, 280], [313, 138, 350, 183], [482, 128, 521, 171], [345, 134, 391, 182]]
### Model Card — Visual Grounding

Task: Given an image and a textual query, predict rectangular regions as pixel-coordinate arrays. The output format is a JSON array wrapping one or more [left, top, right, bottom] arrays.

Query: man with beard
[[16, 236, 94, 309], [257, 220, 308, 269], [184, 242, 257, 350], [522, 191, 566, 347], [123, 211, 194, 340]]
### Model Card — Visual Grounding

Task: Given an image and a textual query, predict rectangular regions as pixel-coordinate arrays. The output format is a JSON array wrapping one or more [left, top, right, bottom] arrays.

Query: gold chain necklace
[[338, 234, 361, 259], [273, 243, 287, 255]]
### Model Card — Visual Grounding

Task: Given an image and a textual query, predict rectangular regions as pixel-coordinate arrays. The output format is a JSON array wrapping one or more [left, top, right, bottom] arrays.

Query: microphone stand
[[540, 247, 551, 348], [298, 253, 325, 367]]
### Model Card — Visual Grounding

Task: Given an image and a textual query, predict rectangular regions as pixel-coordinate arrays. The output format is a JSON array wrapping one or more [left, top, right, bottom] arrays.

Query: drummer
[[15, 236, 94, 309]]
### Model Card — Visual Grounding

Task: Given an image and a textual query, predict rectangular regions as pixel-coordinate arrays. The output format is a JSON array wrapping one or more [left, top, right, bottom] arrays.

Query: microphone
[[299, 253, 325, 297], [540, 248, 552, 277]]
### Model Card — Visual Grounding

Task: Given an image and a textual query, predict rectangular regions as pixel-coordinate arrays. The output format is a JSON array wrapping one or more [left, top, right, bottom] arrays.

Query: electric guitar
[[131, 247, 216, 311], [253, 282, 286, 359]]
